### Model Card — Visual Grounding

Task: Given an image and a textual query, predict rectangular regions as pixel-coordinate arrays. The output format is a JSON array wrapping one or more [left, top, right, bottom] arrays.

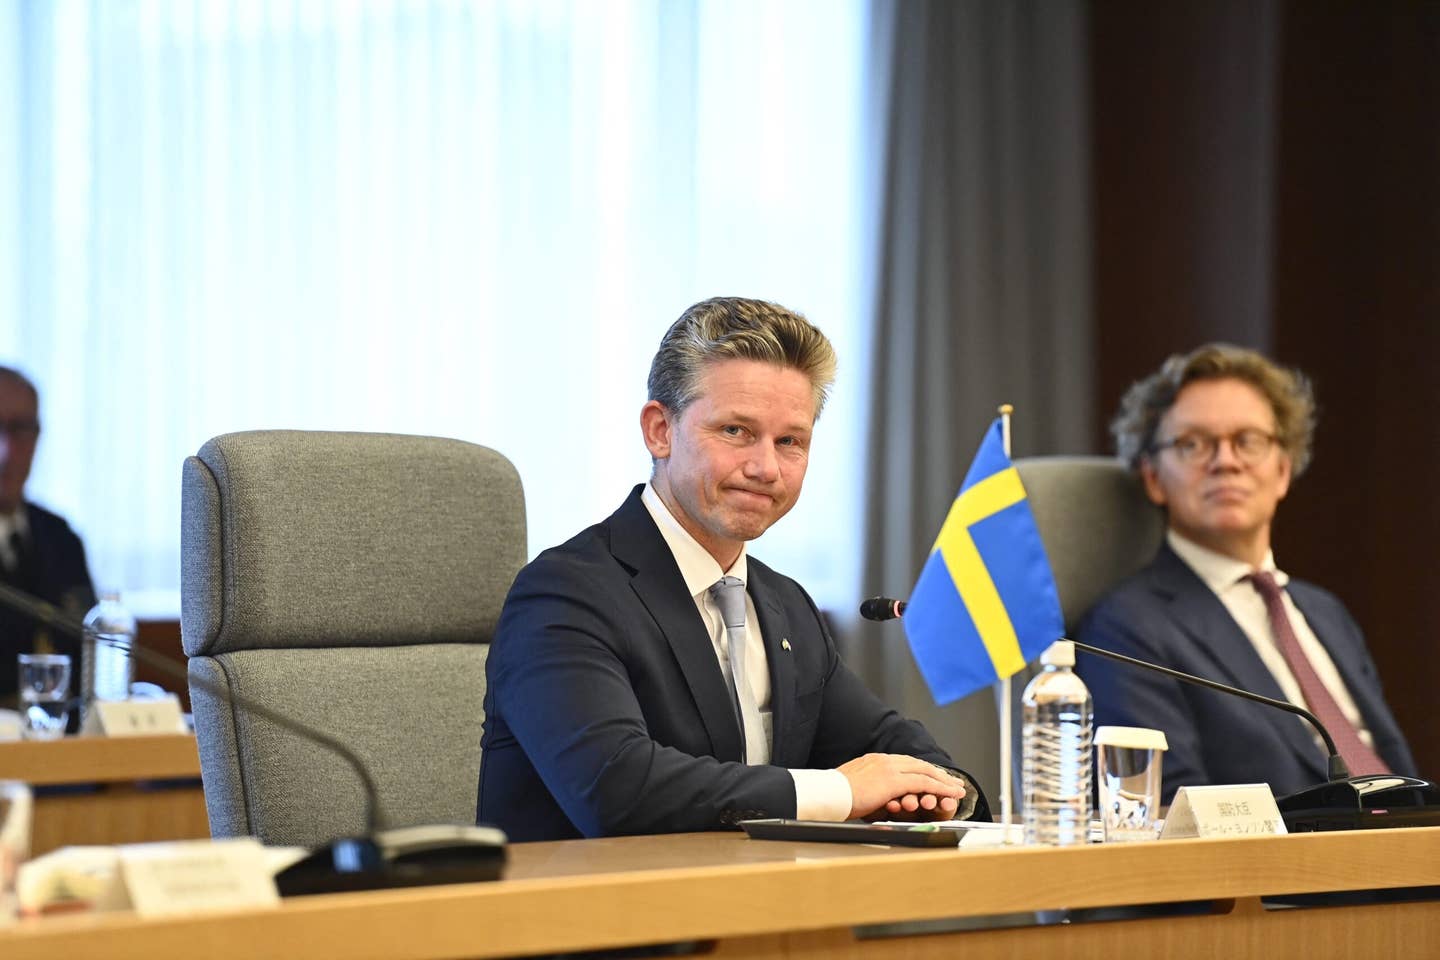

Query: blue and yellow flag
[[903, 418, 1063, 704]]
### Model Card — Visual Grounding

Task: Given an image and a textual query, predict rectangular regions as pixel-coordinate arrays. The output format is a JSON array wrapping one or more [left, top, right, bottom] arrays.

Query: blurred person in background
[[0, 366, 96, 707]]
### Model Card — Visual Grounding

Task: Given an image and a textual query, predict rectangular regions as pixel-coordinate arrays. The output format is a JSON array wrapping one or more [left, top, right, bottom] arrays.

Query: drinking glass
[[17, 653, 71, 741], [1095, 725, 1168, 842]]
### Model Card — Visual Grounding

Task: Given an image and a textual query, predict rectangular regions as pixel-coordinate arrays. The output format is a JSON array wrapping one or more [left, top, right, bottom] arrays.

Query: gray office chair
[[180, 430, 525, 848], [1000, 456, 1165, 791], [1016, 456, 1165, 633]]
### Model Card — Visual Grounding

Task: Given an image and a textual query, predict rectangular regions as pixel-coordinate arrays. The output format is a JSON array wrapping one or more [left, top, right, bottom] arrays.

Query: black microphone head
[[859, 597, 905, 621]]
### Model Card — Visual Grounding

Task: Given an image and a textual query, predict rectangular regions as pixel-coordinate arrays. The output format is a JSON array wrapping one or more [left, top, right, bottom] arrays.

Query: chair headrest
[[1014, 455, 1165, 631], [181, 430, 526, 657]]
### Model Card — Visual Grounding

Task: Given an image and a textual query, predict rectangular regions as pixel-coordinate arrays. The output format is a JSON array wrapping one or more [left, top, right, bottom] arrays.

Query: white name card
[[101, 838, 280, 917], [1159, 783, 1287, 839], [82, 696, 187, 737]]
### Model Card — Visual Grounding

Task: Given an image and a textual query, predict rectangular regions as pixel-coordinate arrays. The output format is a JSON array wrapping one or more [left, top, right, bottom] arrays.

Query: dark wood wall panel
[[1091, 1, 1440, 775], [1269, 2, 1440, 778], [1091, 0, 1278, 439]]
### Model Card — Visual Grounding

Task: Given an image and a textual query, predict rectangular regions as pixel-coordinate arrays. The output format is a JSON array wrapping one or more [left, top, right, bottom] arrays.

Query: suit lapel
[[1149, 547, 1279, 694], [608, 488, 744, 763], [747, 563, 797, 766], [1148, 544, 1326, 780]]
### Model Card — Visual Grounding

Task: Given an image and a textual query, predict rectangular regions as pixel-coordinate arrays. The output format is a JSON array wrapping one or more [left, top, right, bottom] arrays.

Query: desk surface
[[0, 733, 201, 785], [3, 826, 1439, 959], [0, 734, 207, 856]]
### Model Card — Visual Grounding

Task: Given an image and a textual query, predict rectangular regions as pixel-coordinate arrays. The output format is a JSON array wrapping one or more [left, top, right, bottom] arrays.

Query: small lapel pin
[[781, 638, 792, 652]]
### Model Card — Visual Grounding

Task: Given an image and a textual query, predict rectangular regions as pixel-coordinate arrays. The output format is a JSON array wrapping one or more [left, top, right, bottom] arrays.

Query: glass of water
[[17, 653, 71, 741], [1095, 725, 1168, 842]]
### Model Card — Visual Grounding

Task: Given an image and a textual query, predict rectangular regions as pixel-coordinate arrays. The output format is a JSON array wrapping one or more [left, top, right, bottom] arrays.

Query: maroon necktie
[[1246, 571, 1390, 776]]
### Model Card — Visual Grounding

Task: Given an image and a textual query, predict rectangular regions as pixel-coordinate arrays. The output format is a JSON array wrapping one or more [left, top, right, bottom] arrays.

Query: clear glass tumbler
[[17, 653, 71, 741], [1095, 725, 1168, 842]]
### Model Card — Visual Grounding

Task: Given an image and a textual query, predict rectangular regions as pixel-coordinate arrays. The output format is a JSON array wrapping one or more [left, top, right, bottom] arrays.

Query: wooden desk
[[0, 734, 209, 855], [2, 827, 1438, 958]]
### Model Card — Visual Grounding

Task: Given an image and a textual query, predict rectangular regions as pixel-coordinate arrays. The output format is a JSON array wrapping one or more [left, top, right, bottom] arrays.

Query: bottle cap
[[1039, 639, 1074, 667]]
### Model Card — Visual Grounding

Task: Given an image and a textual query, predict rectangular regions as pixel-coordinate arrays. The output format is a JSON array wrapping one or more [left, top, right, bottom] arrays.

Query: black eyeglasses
[[1151, 429, 1278, 466], [0, 419, 40, 438]]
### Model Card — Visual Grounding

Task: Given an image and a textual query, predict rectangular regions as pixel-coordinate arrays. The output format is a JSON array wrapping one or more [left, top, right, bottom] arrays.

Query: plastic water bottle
[[1022, 639, 1093, 845], [80, 592, 137, 724]]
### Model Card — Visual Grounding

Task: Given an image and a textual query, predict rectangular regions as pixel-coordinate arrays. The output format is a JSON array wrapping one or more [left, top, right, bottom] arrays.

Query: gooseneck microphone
[[860, 590, 1348, 779], [0, 580, 387, 832], [0, 580, 505, 893], [1068, 639, 1350, 782], [860, 590, 1440, 831], [859, 596, 906, 622], [1065, 640, 1439, 830]]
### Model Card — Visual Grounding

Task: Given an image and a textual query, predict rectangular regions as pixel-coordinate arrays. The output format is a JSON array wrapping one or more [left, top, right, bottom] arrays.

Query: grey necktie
[[708, 575, 765, 765]]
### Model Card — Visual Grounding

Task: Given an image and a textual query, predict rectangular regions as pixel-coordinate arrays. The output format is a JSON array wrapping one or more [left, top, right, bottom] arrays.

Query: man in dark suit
[[0, 366, 97, 705], [1077, 345, 1414, 802], [479, 298, 989, 841]]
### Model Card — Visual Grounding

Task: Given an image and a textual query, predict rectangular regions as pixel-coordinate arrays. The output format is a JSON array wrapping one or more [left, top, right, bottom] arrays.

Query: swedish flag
[[903, 418, 1063, 704]]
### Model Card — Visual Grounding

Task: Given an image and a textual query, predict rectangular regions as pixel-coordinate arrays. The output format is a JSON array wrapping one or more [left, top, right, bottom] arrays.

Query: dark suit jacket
[[0, 501, 97, 700], [478, 486, 989, 841], [1075, 543, 1415, 802]]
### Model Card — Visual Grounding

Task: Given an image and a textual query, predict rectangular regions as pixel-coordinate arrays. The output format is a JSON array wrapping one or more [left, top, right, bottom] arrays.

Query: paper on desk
[[80, 696, 188, 737], [18, 839, 285, 917], [16, 846, 118, 914], [118, 838, 279, 916], [1, 780, 32, 924]]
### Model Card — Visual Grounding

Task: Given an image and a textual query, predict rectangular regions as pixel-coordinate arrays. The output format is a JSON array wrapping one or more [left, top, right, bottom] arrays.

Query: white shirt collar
[[0, 507, 27, 542], [1166, 528, 1289, 592], [640, 481, 748, 598]]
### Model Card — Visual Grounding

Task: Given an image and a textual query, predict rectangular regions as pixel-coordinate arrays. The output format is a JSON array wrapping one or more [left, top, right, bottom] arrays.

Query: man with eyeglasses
[[1076, 344, 1415, 802], [0, 366, 96, 707]]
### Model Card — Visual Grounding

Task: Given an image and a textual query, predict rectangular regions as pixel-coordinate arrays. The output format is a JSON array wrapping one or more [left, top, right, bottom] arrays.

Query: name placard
[[108, 838, 279, 917], [1159, 784, 1287, 839], [82, 696, 188, 737]]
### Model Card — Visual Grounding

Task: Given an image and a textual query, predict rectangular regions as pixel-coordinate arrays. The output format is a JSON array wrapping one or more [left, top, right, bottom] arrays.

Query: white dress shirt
[[641, 483, 852, 820], [0, 508, 27, 572], [1168, 530, 1378, 749]]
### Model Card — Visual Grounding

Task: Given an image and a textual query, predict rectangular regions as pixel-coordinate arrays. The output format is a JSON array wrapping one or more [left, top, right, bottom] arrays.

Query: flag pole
[[998, 403, 1016, 841]]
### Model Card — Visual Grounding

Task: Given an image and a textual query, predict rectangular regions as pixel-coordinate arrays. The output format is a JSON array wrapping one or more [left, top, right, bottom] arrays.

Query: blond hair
[[647, 297, 837, 418]]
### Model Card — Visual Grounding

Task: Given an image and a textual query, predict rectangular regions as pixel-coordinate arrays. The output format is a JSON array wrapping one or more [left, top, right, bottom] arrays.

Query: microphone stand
[[0, 580, 505, 893], [1069, 640, 1350, 782], [861, 595, 1440, 832], [1068, 640, 1440, 832]]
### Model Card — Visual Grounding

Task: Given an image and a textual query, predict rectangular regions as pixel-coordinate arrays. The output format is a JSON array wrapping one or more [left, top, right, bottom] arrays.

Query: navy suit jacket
[[1075, 543, 1416, 802], [478, 486, 989, 842], [0, 501, 97, 700]]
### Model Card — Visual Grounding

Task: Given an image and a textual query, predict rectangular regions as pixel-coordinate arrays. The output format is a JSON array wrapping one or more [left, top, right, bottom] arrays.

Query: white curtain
[[855, 0, 1093, 796], [1, 0, 875, 617]]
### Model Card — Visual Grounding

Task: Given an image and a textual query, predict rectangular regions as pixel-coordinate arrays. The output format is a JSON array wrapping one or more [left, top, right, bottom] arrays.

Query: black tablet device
[[740, 818, 961, 847]]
